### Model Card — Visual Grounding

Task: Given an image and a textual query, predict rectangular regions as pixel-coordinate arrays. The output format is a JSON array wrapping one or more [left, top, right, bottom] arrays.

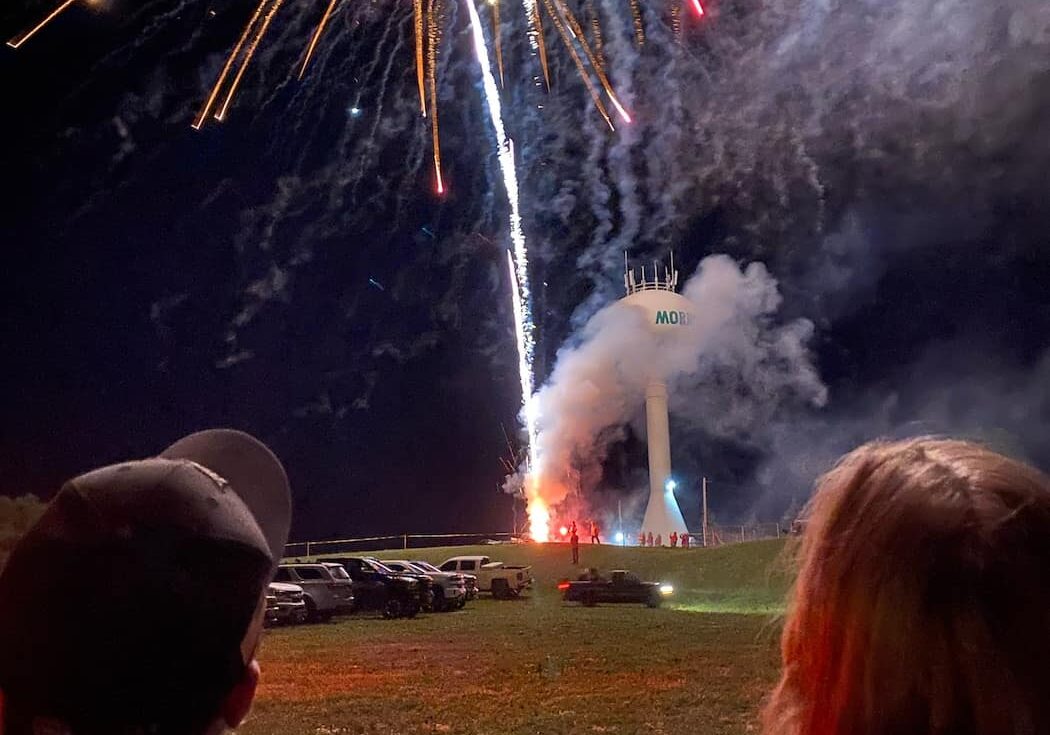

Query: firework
[[553, 0, 630, 123], [427, 0, 443, 192], [690, 0, 704, 16], [584, 0, 605, 72], [490, 0, 504, 88], [671, 0, 681, 42], [540, 0, 614, 130], [6, 0, 76, 49], [531, 1, 552, 92], [192, 0, 269, 129], [465, 0, 539, 538], [215, 0, 285, 123], [298, 0, 340, 80], [414, 0, 426, 116], [629, 0, 645, 46]]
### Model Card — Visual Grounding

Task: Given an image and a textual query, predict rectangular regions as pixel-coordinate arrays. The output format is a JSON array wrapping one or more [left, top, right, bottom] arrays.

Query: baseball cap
[[0, 429, 292, 733]]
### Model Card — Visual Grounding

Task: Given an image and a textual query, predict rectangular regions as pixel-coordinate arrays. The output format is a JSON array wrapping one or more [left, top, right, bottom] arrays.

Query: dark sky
[[2, 0, 1049, 540]]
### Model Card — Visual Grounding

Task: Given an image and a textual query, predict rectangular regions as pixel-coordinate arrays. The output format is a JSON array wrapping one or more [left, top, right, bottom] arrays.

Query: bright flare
[[7, 0, 76, 49], [690, 0, 704, 16], [528, 499, 551, 542]]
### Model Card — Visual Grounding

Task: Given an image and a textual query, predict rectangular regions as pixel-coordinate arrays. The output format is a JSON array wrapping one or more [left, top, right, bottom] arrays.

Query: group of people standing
[[636, 531, 690, 547]]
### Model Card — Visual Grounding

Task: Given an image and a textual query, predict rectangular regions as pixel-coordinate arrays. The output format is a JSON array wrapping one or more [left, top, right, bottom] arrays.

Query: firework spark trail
[[553, 0, 630, 123], [629, 0, 644, 46], [414, 0, 427, 116], [689, 0, 704, 17], [427, 0, 443, 192], [531, 2, 552, 92], [672, 1, 682, 42], [7, 0, 77, 49], [584, 0, 605, 72], [465, 0, 540, 532], [541, 0, 614, 130], [192, 0, 269, 129], [298, 0, 340, 79], [215, 0, 285, 122], [491, 0, 504, 87]]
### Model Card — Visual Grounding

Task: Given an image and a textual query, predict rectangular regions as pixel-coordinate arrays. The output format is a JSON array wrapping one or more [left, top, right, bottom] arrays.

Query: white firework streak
[[465, 0, 539, 467]]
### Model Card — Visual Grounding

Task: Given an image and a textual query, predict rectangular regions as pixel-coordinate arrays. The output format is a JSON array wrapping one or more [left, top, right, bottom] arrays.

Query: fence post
[[306, 541, 311, 558], [403, 533, 408, 550], [740, 526, 745, 544]]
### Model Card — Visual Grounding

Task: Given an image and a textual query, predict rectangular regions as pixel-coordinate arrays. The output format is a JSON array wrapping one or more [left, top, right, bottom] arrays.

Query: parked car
[[558, 569, 673, 608], [412, 559, 478, 601], [274, 562, 355, 622], [265, 587, 279, 626], [364, 557, 436, 611], [326, 556, 425, 618], [268, 581, 308, 625], [383, 560, 467, 611], [438, 555, 533, 598]]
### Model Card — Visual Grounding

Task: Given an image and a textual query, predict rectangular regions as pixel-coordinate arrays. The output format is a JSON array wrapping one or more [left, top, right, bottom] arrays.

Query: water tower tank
[[620, 256, 690, 545]]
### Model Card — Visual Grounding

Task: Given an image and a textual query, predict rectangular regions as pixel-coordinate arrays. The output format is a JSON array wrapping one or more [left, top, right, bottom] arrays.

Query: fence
[[284, 531, 520, 559], [696, 522, 785, 547], [285, 523, 789, 558]]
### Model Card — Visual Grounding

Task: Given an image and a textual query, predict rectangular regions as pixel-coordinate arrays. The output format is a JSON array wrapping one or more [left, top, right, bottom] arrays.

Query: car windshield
[[367, 559, 396, 574], [411, 561, 440, 573], [406, 562, 431, 574], [327, 566, 350, 580]]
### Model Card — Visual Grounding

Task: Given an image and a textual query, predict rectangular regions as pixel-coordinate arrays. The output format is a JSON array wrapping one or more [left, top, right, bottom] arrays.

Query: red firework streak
[[690, 0, 704, 17]]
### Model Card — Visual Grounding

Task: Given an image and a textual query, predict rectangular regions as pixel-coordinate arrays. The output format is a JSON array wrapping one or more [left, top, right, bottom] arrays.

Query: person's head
[[0, 429, 292, 735], [764, 437, 1050, 735]]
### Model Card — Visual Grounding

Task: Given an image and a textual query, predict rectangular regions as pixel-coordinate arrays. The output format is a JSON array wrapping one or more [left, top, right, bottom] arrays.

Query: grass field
[[244, 540, 794, 735]]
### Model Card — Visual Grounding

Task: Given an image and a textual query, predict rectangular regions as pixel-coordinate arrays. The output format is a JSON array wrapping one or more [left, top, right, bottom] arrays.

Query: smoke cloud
[[528, 254, 826, 514]]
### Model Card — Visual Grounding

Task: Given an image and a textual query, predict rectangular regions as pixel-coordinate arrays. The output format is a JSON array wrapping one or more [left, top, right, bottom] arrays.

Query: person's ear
[[221, 659, 260, 729]]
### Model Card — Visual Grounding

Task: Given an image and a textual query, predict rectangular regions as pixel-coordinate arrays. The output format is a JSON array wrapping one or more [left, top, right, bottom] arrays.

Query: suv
[[267, 582, 308, 625], [383, 560, 467, 612], [327, 557, 425, 619], [274, 563, 355, 622]]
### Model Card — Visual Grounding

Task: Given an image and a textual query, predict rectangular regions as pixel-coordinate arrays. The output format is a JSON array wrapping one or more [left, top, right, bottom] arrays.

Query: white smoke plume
[[529, 254, 826, 513]]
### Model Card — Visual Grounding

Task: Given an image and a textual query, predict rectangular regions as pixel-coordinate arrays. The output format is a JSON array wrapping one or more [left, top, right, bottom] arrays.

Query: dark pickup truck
[[558, 569, 673, 608], [326, 556, 427, 618]]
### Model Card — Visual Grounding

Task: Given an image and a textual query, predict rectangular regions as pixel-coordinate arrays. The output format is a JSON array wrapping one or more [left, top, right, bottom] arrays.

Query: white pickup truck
[[438, 555, 533, 598]]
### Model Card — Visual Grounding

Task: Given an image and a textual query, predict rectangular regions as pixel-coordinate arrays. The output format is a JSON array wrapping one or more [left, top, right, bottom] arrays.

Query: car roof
[[279, 562, 326, 568]]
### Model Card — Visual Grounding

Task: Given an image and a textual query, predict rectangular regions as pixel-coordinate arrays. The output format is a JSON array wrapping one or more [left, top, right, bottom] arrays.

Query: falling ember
[[490, 0, 504, 88], [192, 0, 269, 129], [426, 0, 443, 193], [532, 2, 551, 93], [215, 0, 285, 122], [7, 0, 77, 49], [584, 0, 605, 73], [629, 0, 645, 46], [414, 0, 427, 116], [553, 0, 630, 124], [541, 0, 614, 130], [690, 0, 704, 16], [298, 0, 340, 80]]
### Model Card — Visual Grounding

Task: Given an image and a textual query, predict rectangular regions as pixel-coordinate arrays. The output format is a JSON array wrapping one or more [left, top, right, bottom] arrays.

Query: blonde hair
[[764, 438, 1050, 735]]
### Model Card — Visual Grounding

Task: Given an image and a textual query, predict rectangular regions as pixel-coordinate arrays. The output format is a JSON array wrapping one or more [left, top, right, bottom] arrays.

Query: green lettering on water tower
[[655, 310, 670, 325]]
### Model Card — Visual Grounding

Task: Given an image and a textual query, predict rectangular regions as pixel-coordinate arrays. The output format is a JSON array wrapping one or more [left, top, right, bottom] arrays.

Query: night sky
[[2, 0, 1049, 541]]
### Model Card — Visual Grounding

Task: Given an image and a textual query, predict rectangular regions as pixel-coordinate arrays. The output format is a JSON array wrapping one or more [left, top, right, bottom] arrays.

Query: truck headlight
[[659, 584, 674, 595]]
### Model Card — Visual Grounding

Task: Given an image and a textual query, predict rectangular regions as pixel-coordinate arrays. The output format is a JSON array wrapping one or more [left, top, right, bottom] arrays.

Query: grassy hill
[[253, 539, 795, 734], [301, 537, 795, 613]]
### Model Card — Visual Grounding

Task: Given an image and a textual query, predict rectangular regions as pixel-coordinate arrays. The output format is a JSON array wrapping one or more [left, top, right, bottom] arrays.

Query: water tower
[[621, 254, 690, 544]]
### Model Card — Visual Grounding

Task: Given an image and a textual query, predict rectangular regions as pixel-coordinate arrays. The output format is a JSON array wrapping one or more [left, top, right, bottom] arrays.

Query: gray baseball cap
[[0, 429, 291, 732]]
